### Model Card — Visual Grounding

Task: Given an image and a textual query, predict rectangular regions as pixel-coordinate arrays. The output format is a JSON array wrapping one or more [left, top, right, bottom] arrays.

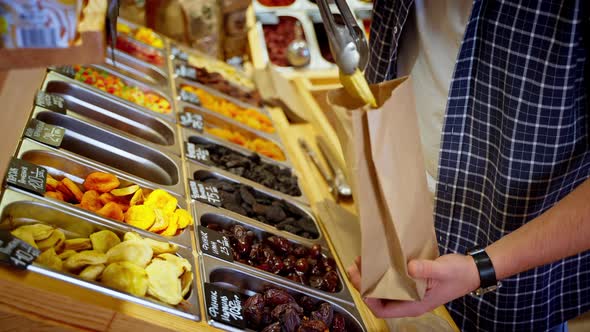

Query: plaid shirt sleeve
[[368, 0, 590, 331]]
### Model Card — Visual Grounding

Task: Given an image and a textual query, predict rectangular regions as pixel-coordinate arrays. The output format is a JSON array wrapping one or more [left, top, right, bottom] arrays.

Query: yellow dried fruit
[[63, 238, 92, 251], [339, 68, 377, 108], [36, 248, 63, 271], [180, 270, 193, 297], [106, 240, 153, 268], [144, 189, 177, 213], [84, 172, 120, 193], [12, 224, 54, 241], [11, 228, 37, 248], [101, 262, 148, 297], [155, 253, 190, 277], [130, 188, 144, 206], [111, 185, 140, 196], [159, 212, 178, 237], [148, 209, 169, 233], [124, 205, 156, 230], [37, 229, 66, 252], [90, 230, 121, 253], [46, 175, 59, 191], [58, 250, 77, 260], [146, 259, 183, 305], [175, 208, 193, 229], [123, 232, 142, 242], [79, 264, 106, 281], [144, 238, 178, 256], [63, 250, 108, 271], [44, 191, 65, 201]]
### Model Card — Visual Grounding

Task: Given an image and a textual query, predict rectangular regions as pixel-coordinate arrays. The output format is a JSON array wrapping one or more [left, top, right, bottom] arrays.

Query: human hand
[[346, 254, 480, 318]]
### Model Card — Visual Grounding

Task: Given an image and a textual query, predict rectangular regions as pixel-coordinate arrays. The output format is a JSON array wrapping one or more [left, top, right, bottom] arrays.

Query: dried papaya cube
[[84, 172, 120, 193], [97, 202, 125, 222], [124, 205, 156, 230], [80, 190, 103, 212]]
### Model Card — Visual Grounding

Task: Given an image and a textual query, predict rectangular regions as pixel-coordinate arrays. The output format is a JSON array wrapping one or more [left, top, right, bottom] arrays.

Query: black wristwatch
[[466, 246, 502, 296]]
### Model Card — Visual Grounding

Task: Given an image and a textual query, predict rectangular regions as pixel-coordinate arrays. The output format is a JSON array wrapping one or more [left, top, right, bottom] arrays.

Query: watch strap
[[468, 247, 498, 289]]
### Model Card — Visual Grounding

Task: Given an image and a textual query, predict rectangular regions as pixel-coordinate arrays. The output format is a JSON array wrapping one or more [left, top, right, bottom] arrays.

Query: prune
[[311, 303, 334, 326], [253, 203, 268, 215], [264, 288, 295, 306], [223, 202, 247, 215], [266, 205, 287, 223], [271, 302, 303, 320], [310, 244, 322, 258], [331, 313, 347, 332], [297, 319, 328, 332], [261, 322, 282, 332], [243, 293, 266, 328], [282, 308, 302, 332], [298, 295, 317, 314], [240, 185, 257, 205], [295, 258, 309, 273]]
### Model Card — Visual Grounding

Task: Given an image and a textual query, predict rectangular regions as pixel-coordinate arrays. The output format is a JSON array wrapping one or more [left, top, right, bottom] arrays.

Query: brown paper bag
[[326, 76, 438, 301]]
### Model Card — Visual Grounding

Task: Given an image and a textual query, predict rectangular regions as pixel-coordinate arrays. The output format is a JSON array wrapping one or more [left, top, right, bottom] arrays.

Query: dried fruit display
[[188, 54, 255, 90], [204, 127, 286, 161], [193, 142, 301, 196], [10, 225, 192, 305], [117, 22, 164, 49], [73, 66, 171, 114], [258, 0, 295, 6], [179, 65, 262, 106], [206, 222, 340, 292], [115, 36, 165, 66], [263, 17, 306, 67], [44, 173, 193, 236], [200, 178, 318, 239], [180, 85, 275, 133], [242, 287, 349, 331]]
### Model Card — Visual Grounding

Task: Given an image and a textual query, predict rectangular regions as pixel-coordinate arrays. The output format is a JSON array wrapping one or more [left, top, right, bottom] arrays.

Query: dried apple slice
[[146, 259, 183, 305], [155, 253, 190, 277], [63, 250, 108, 271], [63, 238, 92, 251], [111, 184, 140, 197], [106, 240, 153, 268], [101, 262, 148, 297], [79, 264, 106, 281], [90, 230, 121, 253], [37, 229, 66, 252], [36, 248, 63, 271], [144, 238, 178, 255]]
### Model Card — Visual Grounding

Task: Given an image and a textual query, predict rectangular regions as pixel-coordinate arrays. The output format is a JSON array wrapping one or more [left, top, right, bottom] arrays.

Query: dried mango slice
[[159, 212, 178, 237], [62, 177, 84, 202], [84, 172, 120, 193], [175, 209, 194, 229], [80, 190, 103, 212], [97, 202, 125, 222], [111, 185, 140, 197], [144, 189, 177, 213], [79, 264, 106, 281], [146, 259, 183, 305], [90, 230, 121, 253], [123, 232, 143, 242], [63, 238, 92, 251], [36, 248, 63, 271], [58, 250, 77, 260], [148, 209, 169, 233], [144, 239, 178, 256], [156, 253, 190, 277], [180, 270, 193, 297], [130, 188, 144, 206], [12, 224, 54, 241], [11, 228, 37, 248], [46, 175, 59, 191], [106, 240, 153, 268], [64, 250, 108, 271], [124, 205, 156, 230], [44, 191, 65, 201], [37, 229, 66, 252], [101, 262, 148, 297]]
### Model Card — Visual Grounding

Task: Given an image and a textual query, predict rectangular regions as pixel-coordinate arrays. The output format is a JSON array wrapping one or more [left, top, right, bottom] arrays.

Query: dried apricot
[[62, 177, 84, 202], [84, 172, 120, 193], [56, 181, 76, 202], [44, 191, 65, 201], [97, 202, 125, 222], [46, 175, 59, 191], [80, 190, 103, 212]]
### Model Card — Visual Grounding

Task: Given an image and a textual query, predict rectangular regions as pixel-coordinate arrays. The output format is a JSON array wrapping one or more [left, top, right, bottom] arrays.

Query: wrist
[[466, 247, 502, 296], [464, 254, 481, 292]]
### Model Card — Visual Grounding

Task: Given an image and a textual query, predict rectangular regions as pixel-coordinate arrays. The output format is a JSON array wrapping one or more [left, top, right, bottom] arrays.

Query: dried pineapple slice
[[101, 262, 148, 297], [106, 240, 153, 268], [146, 260, 183, 305], [90, 230, 121, 253]]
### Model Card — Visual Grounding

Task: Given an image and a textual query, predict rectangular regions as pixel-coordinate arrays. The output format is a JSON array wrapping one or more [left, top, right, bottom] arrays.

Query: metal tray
[[179, 109, 291, 166], [190, 171, 323, 242], [41, 73, 179, 156], [15, 141, 192, 247], [0, 188, 200, 321], [27, 110, 185, 196], [200, 255, 365, 331], [188, 161, 308, 206], [196, 210, 353, 304], [105, 48, 169, 89], [49, 65, 175, 123]]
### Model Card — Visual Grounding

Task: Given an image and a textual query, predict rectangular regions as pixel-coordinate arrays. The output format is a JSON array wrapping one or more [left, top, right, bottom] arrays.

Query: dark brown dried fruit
[[243, 293, 266, 328], [322, 270, 339, 292], [266, 205, 287, 223], [297, 319, 328, 332], [264, 288, 295, 306], [271, 302, 303, 320], [282, 307, 302, 332], [331, 313, 347, 332], [262, 322, 282, 332], [295, 258, 309, 273], [311, 302, 334, 327], [240, 185, 257, 205], [310, 244, 322, 258]]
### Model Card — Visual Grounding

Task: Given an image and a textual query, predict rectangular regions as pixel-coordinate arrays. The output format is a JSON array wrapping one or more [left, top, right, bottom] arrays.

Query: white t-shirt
[[396, 0, 472, 195]]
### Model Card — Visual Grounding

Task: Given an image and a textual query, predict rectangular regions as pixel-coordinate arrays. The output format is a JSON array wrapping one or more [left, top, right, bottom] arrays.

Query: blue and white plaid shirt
[[366, 1, 590, 331]]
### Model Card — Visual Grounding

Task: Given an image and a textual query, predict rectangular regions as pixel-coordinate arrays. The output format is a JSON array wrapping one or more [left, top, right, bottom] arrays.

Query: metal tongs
[[317, 0, 369, 75]]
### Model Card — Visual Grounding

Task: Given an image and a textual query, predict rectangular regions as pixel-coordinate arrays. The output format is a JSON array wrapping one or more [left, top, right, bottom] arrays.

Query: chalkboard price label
[[0, 230, 41, 270], [204, 283, 245, 329], [6, 158, 47, 196], [24, 119, 65, 147], [179, 112, 204, 132], [176, 65, 197, 81], [197, 226, 233, 262], [35, 91, 66, 114], [179, 89, 201, 105], [171, 46, 189, 62], [189, 180, 222, 207], [53, 65, 76, 78]]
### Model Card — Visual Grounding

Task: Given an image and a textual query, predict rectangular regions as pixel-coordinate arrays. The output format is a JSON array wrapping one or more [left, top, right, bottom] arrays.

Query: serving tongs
[[317, 0, 369, 75]]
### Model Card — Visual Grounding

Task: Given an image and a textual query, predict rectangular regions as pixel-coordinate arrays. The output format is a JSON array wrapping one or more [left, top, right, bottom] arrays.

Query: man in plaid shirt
[[347, 1, 589, 331]]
